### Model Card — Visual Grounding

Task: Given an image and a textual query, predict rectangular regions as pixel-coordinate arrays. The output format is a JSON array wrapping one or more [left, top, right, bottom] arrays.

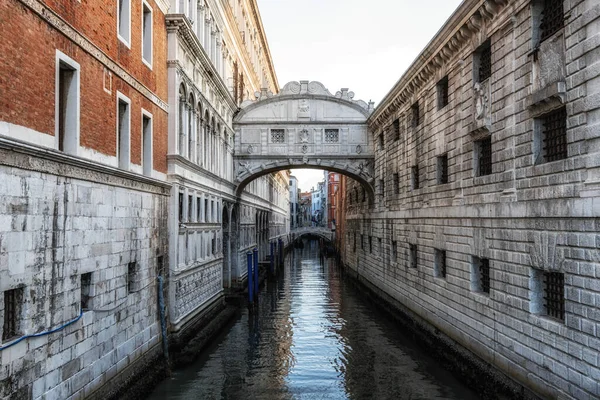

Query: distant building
[[326, 172, 341, 229], [289, 176, 299, 229]]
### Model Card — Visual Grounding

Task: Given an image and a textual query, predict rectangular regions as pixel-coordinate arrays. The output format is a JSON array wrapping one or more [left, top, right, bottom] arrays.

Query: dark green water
[[147, 239, 480, 399]]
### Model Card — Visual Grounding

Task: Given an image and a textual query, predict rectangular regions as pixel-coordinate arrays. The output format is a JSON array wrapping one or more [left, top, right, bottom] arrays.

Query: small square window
[[2, 288, 23, 342], [475, 137, 492, 177], [437, 76, 449, 109], [540, 0, 564, 43], [434, 249, 447, 279], [530, 268, 564, 321], [409, 244, 418, 268], [411, 165, 420, 190], [270, 129, 285, 143], [324, 129, 339, 143], [437, 154, 449, 184], [471, 256, 490, 293], [81, 273, 92, 312]]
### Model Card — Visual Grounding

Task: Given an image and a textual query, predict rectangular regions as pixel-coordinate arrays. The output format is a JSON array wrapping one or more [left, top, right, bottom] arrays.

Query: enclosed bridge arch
[[233, 81, 376, 202]]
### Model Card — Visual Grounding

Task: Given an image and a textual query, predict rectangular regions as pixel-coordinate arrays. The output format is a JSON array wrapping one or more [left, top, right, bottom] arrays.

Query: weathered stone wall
[[345, 0, 600, 399], [0, 149, 169, 400]]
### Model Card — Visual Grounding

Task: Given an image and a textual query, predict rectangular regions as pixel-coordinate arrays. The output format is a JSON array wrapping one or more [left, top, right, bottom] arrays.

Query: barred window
[[378, 179, 384, 196], [472, 256, 490, 294], [435, 249, 447, 279], [410, 244, 418, 268], [541, 107, 567, 163], [178, 192, 184, 222], [437, 76, 449, 109], [476, 137, 492, 177], [127, 262, 139, 294], [391, 241, 397, 263], [378, 134, 384, 150], [369, 236, 373, 253], [361, 234, 364, 250], [411, 102, 420, 127], [393, 173, 400, 195], [540, 0, 564, 42], [411, 165, 420, 190], [393, 118, 401, 141], [81, 273, 92, 312], [437, 154, 449, 184], [475, 40, 492, 83], [544, 271, 564, 321], [188, 195, 193, 221], [2, 288, 23, 342], [324, 129, 339, 143], [271, 129, 285, 143]]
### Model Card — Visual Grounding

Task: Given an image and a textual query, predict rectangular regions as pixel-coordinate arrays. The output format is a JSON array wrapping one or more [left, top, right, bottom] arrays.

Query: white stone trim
[[55, 50, 81, 156], [0, 121, 55, 149]]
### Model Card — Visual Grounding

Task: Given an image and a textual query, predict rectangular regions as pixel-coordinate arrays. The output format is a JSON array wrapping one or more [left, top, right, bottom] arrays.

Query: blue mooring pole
[[247, 251, 253, 303], [253, 248, 259, 298], [270, 241, 275, 275]]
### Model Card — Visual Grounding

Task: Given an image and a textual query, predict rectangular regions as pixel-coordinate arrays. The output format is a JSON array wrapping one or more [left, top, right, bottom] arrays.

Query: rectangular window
[[543, 271, 564, 321], [540, 0, 564, 42], [378, 134, 384, 150], [369, 236, 373, 253], [81, 273, 92, 312], [540, 107, 567, 163], [142, 112, 152, 176], [117, 94, 131, 170], [391, 241, 397, 263], [411, 165, 420, 190], [211, 200, 215, 222], [197, 197, 201, 221], [211, 236, 216, 256], [435, 249, 447, 279], [437, 76, 449, 110], [127, 262, 138, 293], [409, 244, 417, 268], [411, 102, 420, 127], [393, 173, 400, 195], [178, 192, 184, 222], [378, 179, 384, 196], [437, 154, 449, 184], [353, 232, 356, 252], [2, 288, 23, 342], [56, 52, 80, 155], [475, 40, 492, 83], [361, 234, 364, 250], [142, 2, 153, 66], [270, 129, 285, 143], [476, 137, 492, 177], [324, 129, 339, 143], [393, 118, 401, 141], [118, 0, 131, 46], [188, 195, 193, 221]]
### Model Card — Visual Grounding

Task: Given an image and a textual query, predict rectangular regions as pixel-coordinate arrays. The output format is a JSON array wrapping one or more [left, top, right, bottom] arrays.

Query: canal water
[[148, 239, 480, 399]]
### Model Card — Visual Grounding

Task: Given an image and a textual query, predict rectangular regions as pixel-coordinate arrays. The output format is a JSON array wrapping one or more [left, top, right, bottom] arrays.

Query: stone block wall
[[345, 0, 600, 399], [0, 150, 169, 400]]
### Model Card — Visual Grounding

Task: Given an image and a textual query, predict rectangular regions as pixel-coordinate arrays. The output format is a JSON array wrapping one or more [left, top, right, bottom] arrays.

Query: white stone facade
[[345, 0, 600, 399]]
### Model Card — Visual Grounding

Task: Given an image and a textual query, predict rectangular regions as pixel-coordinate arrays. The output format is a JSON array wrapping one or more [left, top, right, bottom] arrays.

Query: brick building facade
[[343, 0, 600, 398]]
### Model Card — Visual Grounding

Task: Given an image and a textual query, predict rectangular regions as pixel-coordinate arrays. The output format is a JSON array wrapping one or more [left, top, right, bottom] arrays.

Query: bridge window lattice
[[324, 129, 339, 143], [270, 129, 285, 143], [2, 288, 23, 342], [540, 0, 564, 42]]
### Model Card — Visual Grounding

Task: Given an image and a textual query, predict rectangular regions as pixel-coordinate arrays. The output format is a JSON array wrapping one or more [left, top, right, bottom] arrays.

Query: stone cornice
[[368, 0, 510, 131], [153, 0, 170, 15], [166, 14, 238, 112], [0, 137, 171, 195], [18, 0, 169, 113]]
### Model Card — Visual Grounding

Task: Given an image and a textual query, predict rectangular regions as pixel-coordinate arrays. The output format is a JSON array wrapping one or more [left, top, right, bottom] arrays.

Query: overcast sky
[[256, 0, 463, 191]]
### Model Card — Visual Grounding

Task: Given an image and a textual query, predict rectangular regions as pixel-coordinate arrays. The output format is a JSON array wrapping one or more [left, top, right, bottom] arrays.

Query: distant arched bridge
[[290, 226, 334, 242]]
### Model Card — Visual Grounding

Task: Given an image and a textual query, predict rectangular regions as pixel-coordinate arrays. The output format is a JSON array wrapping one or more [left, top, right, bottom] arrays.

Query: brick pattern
[[344, 1, 600, 399]]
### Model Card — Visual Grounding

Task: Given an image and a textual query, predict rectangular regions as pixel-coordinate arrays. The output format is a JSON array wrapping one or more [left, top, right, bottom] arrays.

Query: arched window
[[196, 103, 203, 165], [178, 84, 187, 157], [187, 93, 195, 160]]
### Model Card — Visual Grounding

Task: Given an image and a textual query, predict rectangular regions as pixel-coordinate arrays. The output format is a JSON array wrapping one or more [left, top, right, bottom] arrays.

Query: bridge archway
[[233, 81, 376, 203]]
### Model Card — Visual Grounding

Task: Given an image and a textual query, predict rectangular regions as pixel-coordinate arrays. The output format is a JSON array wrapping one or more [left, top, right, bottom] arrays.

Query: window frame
[[116, 91, 132, 170], [141, 0, 153, 68], [117, 0, 132, 48], [55, 50, 80, 155], [141, 108, 153, 177]]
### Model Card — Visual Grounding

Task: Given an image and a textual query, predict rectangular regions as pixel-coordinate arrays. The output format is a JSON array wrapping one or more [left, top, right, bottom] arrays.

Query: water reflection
[[148, 239, 479, 400]]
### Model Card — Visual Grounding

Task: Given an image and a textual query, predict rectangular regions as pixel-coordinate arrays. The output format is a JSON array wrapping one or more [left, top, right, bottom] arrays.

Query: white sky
[[257, 0, 463, 192]]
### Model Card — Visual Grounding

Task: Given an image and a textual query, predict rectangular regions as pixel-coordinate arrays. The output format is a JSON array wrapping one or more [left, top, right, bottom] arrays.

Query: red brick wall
[[0, 0, 168, 173]]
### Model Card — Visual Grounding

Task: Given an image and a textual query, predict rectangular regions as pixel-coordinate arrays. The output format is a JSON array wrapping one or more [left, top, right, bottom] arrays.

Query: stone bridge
[[233, 81, 376, 202], [290, 226, 334, 242]]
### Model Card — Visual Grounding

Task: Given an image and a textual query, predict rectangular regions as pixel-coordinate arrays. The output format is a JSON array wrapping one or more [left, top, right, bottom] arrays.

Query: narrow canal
[[148, 239, 480, 399]]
